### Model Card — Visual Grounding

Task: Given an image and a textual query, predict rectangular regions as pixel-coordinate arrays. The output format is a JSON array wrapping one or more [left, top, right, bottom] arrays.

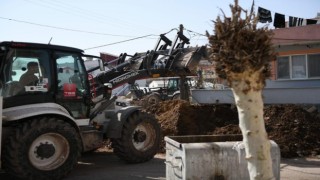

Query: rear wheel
[[111, 111, 161, 163], [147, 93, 161, 106], [2, 117, 82, 180]]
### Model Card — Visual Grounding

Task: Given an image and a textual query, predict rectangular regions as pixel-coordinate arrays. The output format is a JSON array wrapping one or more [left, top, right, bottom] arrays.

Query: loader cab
[[167, 78, 180, 95], [166, 77, 194, 95], [0, 42, 91, 119]]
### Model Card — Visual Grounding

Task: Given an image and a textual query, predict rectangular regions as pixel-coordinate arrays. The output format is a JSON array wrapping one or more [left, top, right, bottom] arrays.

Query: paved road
[[280, 158, 320, 180], [1, 152, 319, 180], [65, 152, 166, 180], [0, 152, 166, 180]]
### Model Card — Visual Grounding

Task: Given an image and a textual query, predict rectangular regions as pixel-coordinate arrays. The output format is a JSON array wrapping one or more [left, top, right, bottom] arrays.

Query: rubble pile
[[144, 100, 320, 158]]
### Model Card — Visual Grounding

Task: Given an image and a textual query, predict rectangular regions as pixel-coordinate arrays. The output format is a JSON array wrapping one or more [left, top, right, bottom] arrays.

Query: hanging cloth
[[297, 18, 304, 26], [289, 16, 298, 27], [306, 19, 318, 25], [258, 7, 272, 23], [274, 13, 285, 28]]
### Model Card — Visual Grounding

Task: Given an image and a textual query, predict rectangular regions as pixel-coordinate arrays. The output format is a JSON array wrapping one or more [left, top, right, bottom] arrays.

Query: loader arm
[[89, 32, 207, 103]]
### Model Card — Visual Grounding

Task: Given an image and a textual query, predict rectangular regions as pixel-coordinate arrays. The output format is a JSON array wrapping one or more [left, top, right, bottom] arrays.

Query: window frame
[[276, 56, 290, 80], [276, 53, 320, 80], [307, 53, 320, 79]]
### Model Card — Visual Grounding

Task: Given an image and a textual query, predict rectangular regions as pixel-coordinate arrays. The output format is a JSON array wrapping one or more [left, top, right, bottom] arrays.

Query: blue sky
[[1, 0, 319, 56]]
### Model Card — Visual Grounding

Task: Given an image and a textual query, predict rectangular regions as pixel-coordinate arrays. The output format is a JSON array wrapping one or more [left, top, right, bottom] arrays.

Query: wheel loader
[[0, 28, 206, 179], [124, 77, 195, 107]]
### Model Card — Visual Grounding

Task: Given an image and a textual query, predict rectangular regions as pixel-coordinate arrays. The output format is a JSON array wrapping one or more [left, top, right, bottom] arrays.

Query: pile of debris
[[264, 105, 320, 158], [144, 100, 320, 158]]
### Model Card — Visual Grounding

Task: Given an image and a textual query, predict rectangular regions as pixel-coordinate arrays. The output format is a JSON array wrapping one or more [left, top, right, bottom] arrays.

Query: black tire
[[111, 111, 161, 163], [172, 93, 181, 100], [2, 117, 82, 180], [147, 93, 161, 106]]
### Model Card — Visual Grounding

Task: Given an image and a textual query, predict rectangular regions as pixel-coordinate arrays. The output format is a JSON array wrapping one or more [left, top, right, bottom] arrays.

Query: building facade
[[267, 24, 320, 88]]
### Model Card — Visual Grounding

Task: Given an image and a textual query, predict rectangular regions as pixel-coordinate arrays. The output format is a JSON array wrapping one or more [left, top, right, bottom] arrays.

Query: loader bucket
[[170, 46, 207, 72]]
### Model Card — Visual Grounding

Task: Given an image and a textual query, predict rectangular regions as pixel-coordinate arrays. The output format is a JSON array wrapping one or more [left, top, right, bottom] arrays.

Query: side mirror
[[98, 59, 104, 71], [104, 83, 112, 88]]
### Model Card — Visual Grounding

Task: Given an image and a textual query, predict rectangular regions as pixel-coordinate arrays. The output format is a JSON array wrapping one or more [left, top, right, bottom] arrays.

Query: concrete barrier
[[165, 135, 280, 180], [191, 87, 320, 105]]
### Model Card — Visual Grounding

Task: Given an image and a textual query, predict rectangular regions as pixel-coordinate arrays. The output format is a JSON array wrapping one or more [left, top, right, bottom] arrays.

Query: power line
[[84, 26, 209, 50], [0, 16, 137, 37], [0, 16, 192, 50], [84, 34, 157, 50], [163, 28, 179, 35], [183, 27, 320, 42], [84, 28, 210, 51], [23, 0, 160, 34], [51, 0, 160, 33], [23, 0, 106, 24], [184, 28, 206, 37], [1, 14, 206, 50]]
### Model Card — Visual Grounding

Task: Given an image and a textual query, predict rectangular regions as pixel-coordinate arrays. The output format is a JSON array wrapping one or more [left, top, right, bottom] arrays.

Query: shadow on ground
[[0, 151, 166, 180], [65, 151, 166, 180], [1, 152, 319, 180]]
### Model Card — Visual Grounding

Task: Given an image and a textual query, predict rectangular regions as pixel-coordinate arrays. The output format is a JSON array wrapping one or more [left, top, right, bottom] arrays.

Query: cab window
[[1, 48, 50, 97], [55, 52, 86, 92], [55, 52, 89, 118]]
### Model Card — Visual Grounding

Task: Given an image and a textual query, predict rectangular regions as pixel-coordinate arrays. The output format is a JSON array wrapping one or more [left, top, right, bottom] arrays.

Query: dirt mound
[[264, 105, 320, 158], [144, 100, 320, 158], [145, 100, 238, 136], [144, 100, 239, 152]]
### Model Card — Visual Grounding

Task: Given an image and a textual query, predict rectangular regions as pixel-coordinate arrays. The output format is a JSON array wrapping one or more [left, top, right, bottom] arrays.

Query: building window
[[277, 56, 290, 79], [308, 54, 320, 78], [277, 53, 320, 80], [291, 55, 306, 79]]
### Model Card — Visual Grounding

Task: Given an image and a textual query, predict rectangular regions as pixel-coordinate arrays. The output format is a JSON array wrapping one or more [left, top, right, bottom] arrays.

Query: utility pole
[[179, 75, 190, 101], [177, 24, 190, 101]]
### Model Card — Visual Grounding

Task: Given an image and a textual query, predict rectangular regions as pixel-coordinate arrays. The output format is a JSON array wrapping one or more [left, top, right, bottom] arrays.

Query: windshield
[[0, 48, 51, 98]]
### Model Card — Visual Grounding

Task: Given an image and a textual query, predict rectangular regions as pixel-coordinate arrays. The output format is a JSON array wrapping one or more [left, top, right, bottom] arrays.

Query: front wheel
[[111, 111, 161, 163], [2, 117, 82, 180], [172, 93, 181, 100]]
